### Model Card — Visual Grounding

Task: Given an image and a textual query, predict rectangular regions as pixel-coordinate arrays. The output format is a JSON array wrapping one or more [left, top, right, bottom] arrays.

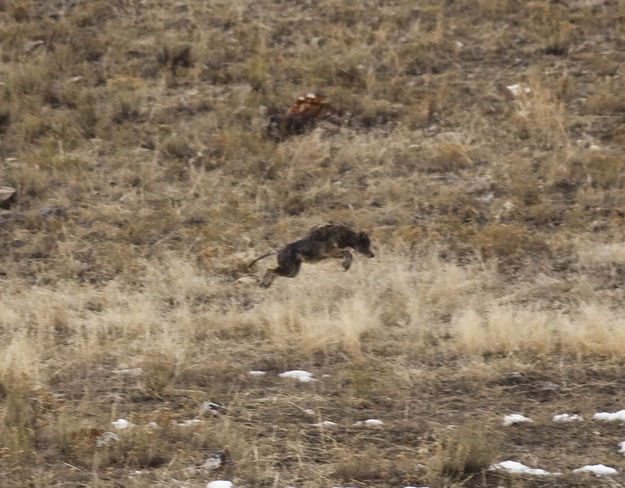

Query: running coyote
[[249, 223, 375, 288]]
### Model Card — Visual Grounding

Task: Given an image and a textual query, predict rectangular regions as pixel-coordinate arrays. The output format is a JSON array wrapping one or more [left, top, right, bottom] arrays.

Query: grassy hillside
[[1, 0, 625, 486]]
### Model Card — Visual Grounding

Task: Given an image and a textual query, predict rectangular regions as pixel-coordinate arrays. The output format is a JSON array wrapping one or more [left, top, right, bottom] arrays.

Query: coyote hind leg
[[260, 269, 277, 288], [260, 256, 302, 289]]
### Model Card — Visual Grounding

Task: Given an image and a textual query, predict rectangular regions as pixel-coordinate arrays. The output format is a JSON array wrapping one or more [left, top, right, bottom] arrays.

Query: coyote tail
[[248, 251, 276, 268]]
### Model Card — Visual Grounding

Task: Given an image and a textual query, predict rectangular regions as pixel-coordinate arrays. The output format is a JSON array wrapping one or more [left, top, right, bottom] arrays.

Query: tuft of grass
[[426, 423, 499, 484]]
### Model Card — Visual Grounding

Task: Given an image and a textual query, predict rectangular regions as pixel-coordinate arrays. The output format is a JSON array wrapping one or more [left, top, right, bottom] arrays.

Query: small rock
[[503, 201, 514, 211], [434, 131, 464, 143], [504, 371, 524, 383], [39, 205, 66, 218], [0, 187, 16, 207], [507, 83, 531, 97], [540, 381, 559, 392], [96, 431, 119, 447], [236, 276, 256, 285], [200, 401, 223, 414], [201, 450, 226, 472], [466, 177, 492, 195], [479, 192, 495, 203], [25, 40, 44, 53]]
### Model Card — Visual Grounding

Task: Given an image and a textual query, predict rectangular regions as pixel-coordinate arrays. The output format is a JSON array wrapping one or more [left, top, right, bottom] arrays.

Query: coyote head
[[354, 231, 374, 258]]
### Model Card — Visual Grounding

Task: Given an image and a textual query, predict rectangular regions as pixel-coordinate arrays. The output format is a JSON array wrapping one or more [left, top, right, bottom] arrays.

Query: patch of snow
[[589, 144, 601, 151], [147, 421, 158, 428], [572, 464, 618, 476], [313, 421, 337, 427], [96, 431, 119, 447], [206, 482, 233, 488], [304, 409, 315, 416], [112, 368, 143, 376], [455, 40, 464, 48], [279, 370, 316, 382], [112, 418, 132, 430], [619, 441, 625, 454], [507, 83, 531, 96], [489, 460, 558, 476], [593, 409, 625, 422], [176, 419, 202, 427], [503, 414, 533, 426], [552, 413, 583, 422], [354, 419, 385, 427], [248, 370, 266, 376]]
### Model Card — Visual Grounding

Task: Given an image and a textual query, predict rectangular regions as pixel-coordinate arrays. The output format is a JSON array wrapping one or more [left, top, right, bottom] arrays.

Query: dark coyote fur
[[249, 223, 375, 288]]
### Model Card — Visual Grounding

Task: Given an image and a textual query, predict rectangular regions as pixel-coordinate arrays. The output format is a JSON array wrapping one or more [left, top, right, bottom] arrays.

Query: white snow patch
[[112, 418, 132, 430], [313, 421, 337, 427], [206, 482, 233, 488], [354, 419, 385, 427], [96, 431, 119, 447], [147, 421, 158, 429], [619, 441, 625, 454], [304, 409, 315, 416], [552, 413, 583, 423], [279, 370, 316, 382], [572, 464, 618, 476], [248, 370, 266, 376], [176, 419, 202, 427], [112, 368, 143, 376], [593, 409, 625, 422], [489, 460, 558, 476], [507, 83, 531, 96], [306, 93, 316, 98], [503, 414, 533, 426]]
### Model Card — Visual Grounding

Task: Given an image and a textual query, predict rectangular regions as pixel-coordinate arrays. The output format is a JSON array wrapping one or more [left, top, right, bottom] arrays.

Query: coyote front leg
[[341, 250, 353, 271]]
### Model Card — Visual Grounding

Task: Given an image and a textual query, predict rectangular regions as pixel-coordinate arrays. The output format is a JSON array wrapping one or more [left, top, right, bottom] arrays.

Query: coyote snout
[[249, 223, 375, 289]]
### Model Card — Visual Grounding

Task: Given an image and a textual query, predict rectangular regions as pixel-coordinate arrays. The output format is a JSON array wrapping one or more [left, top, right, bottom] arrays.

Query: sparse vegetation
[[1, 0, 625, 487]]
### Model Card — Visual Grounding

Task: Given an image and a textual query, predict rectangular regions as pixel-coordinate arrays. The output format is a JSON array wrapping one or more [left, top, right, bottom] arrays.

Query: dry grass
[[2, 0, 625, 486]]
